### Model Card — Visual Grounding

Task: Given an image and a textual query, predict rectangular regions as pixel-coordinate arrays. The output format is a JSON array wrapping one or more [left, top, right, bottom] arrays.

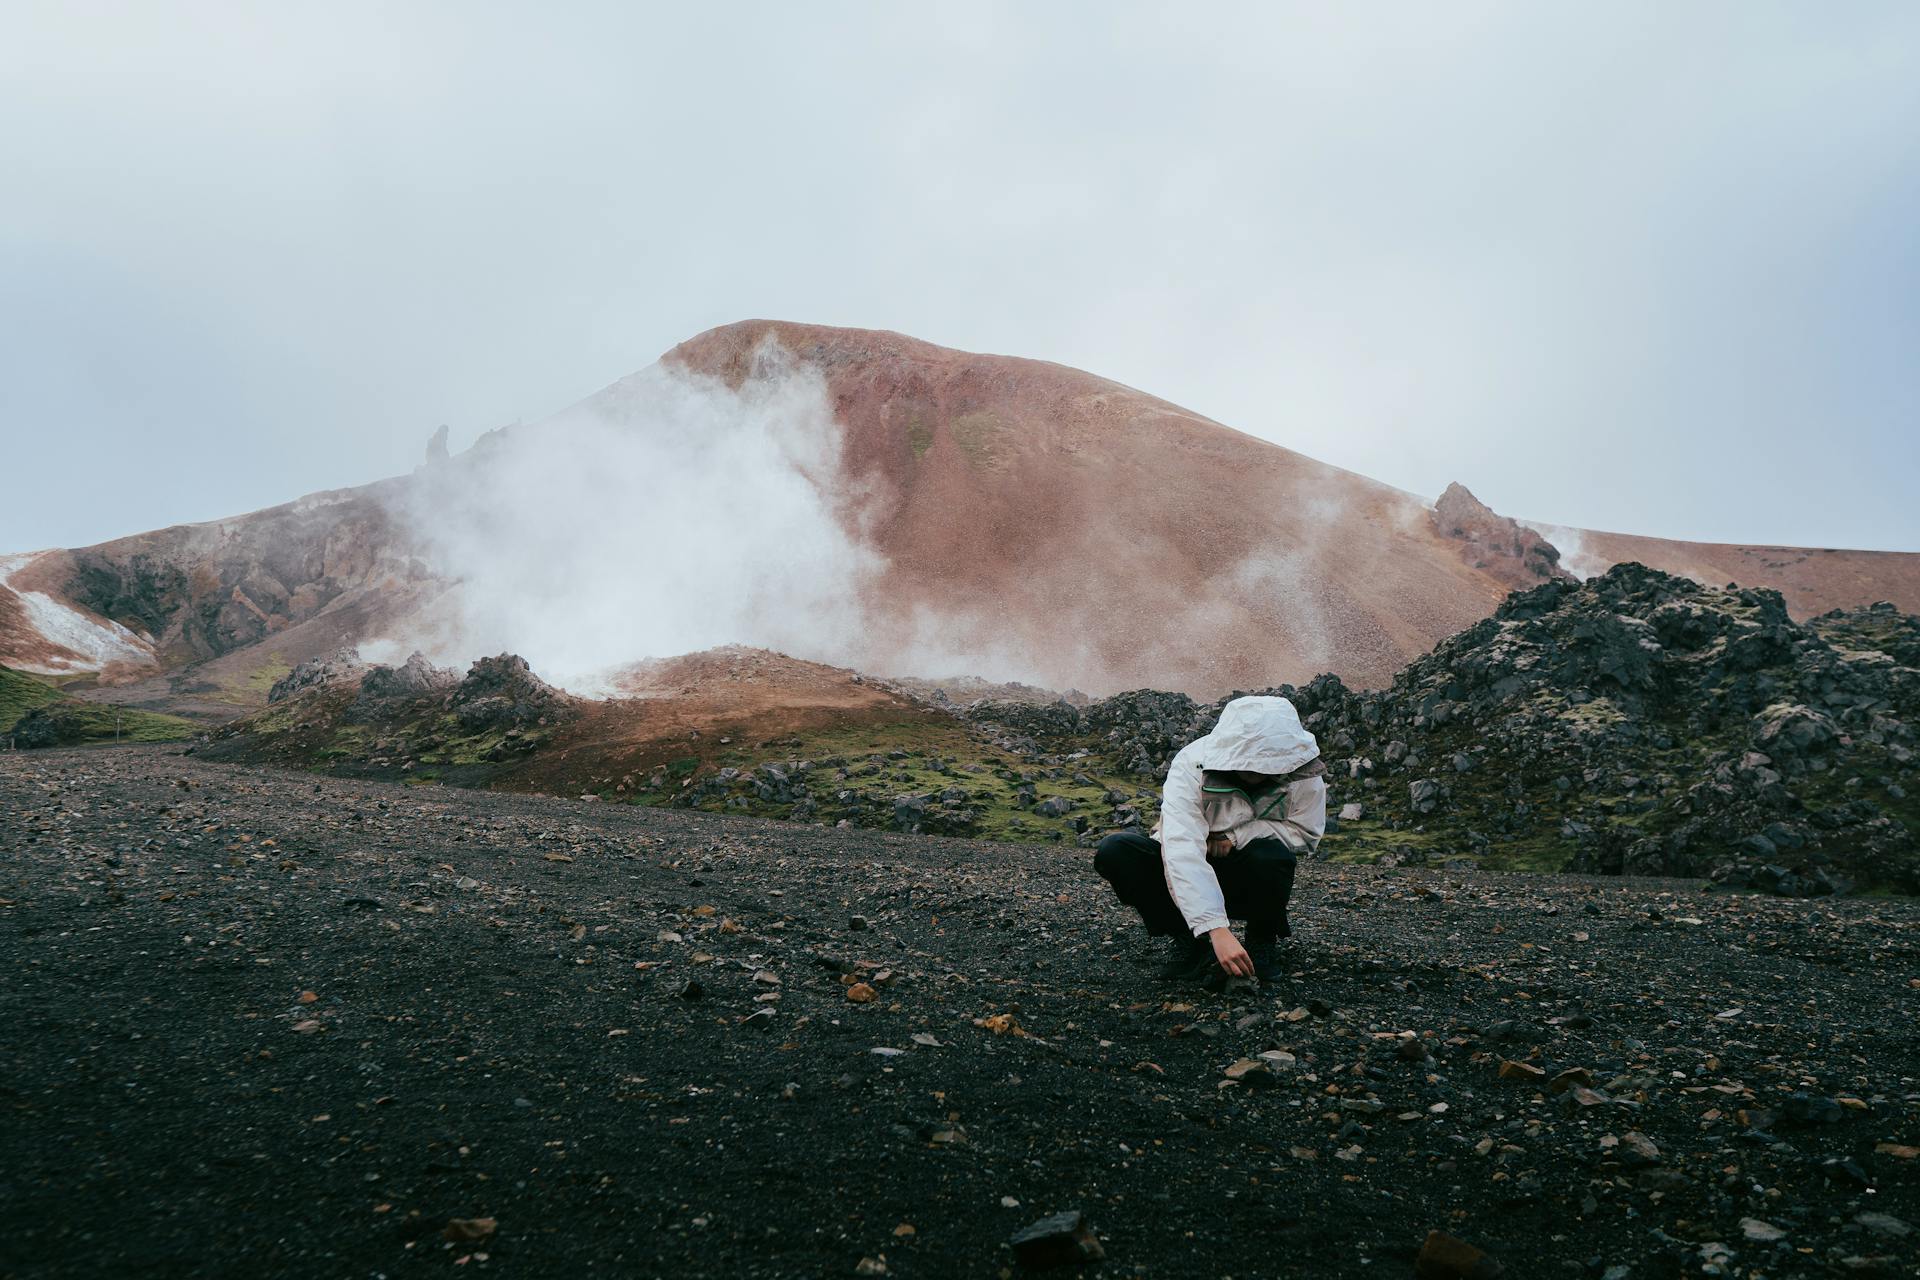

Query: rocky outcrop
[[961, 690, 1211, 778], [1813, 600, 1920, 668], [450, 654, 570, 731], [348, 652, 458, 721], [1431, 482, 1572, 588], [268, 650, 364, 703], [984, 564, 1918, 894], [1278, 567, 1917, 893], [12, 703, 89, 749], [210, 650, 578, 777]]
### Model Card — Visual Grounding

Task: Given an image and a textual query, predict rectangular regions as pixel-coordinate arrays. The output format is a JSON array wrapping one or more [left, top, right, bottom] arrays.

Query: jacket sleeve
[[1158, 746, 1229, 936], [1275, 776, 1327, 855]]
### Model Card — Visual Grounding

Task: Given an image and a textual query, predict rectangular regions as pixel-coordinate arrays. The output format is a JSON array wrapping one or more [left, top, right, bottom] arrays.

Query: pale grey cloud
[[2, 1, 1916, 552]]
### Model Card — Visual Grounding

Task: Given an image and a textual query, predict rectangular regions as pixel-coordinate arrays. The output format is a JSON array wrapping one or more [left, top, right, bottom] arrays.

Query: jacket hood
[[1197, 695, 1319, 776]]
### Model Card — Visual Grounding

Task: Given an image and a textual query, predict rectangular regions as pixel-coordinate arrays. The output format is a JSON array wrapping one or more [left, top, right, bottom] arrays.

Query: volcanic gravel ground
[[2, 748, 1917, 1279]]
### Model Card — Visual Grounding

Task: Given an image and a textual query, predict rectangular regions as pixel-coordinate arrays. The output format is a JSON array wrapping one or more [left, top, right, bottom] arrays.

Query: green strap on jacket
[[1200, 780, 1292, 820]]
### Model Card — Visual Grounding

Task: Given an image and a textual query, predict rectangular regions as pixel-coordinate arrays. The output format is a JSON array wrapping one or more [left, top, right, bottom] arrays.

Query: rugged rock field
[[3, 746, 1916, 1278]]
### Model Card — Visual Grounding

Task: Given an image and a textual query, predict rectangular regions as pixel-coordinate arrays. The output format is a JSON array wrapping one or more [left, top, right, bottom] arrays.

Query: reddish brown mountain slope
[[1553, 526, 1920, 620], [663, 321, 1918, 692], [662, 323, 1530, 692]]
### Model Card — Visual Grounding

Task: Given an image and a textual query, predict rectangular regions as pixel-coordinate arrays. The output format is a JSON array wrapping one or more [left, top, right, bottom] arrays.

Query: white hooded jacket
[[1152, 696, 1326, 937]]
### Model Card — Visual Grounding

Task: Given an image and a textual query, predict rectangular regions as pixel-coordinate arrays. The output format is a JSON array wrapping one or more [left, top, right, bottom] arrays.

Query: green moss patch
[[905, 415, 934, 459], [1, 666, 62, 732]]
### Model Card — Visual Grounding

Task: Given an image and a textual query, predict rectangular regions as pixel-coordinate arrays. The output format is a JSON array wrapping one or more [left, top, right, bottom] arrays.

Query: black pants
[[1094, 832, 1296, 940]]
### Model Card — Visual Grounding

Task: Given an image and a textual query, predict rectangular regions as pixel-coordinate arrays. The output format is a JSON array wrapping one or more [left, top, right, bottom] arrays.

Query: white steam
[[385, 341, 881, 692], [1519, 519, 1609, 581]]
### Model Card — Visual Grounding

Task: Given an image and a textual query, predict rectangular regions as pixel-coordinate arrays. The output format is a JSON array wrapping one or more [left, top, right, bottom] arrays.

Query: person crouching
[[1094, 695, 1327, 984]]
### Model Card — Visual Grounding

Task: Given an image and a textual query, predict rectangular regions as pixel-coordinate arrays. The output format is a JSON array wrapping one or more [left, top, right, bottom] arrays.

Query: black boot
[[1247, 937, 1287, 983], [1157, 933, 1211, 979], [1246, 921, 1289, 984]]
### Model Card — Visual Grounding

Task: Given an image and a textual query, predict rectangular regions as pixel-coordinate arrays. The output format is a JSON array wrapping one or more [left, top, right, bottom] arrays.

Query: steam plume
[[382, 340, 880, 691]]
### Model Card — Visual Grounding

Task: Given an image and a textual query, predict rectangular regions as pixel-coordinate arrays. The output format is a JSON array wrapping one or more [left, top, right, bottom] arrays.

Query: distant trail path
[[3, 746, 1916, 1277]]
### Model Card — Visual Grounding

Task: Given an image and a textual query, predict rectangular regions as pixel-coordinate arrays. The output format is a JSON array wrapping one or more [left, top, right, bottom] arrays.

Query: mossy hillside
[[1, 666, 62, 731], [6, 665, 197, 746], [210, 678, 1155, 844], [181, 567, 1920, 895], [246, 700, 545, 781], [612, 717, 1159, 844], [9, 698, 198, 746], [211, 656, 293, 707]]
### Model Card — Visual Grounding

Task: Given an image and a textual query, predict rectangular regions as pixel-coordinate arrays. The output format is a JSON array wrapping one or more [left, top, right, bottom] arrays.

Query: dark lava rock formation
[[267, 649, 364, 704], [349, 652, 459, 722], [450, 653, 567, 731], [988, 564, 1917, 895], [211, 651, 576, 774]]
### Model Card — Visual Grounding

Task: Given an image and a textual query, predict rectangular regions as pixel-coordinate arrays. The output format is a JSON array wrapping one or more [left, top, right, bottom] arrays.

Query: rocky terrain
[[959, 565, 1920, 896], [196, 645, 1153, 848], [166, 565, 1920, 898], [200, 649, 581, 783], [1280, 570, 1920, 896], [3, 745, 1916, 1278]]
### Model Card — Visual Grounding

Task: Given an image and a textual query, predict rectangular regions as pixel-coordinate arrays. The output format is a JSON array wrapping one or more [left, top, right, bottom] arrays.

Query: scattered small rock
[[1414, 1229, 1504, 1279], [1497, 1059, 1545, 1083], [1008, 1211, 1105, 1269]]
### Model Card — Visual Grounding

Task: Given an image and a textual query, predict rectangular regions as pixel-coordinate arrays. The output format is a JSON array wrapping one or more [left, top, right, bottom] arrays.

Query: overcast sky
[[3, 1, 1917, 553]]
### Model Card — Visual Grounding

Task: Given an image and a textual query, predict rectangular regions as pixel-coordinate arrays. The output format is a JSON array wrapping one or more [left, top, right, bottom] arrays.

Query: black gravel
[[3, 746, 1917, 1278]]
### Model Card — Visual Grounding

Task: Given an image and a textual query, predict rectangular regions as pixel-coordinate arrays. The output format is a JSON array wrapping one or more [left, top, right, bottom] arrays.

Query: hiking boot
[[1246, 936, 1287, 984], [1157, 933, 1211, 979]]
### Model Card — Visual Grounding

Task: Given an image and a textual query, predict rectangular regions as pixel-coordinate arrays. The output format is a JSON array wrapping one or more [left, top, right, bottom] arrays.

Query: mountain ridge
[[3, 319, 1916, 704]]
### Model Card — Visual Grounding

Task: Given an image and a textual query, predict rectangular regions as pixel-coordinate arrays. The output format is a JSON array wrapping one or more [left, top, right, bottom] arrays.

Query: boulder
[[1409, 778, 1445, 815], [1754, 703, 1839, 757]]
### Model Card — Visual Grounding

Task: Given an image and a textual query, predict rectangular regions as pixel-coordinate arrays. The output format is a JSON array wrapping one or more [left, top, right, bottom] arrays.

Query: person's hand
[[1205, 833, 1234, 859], [1209, 926, 1253, 978]]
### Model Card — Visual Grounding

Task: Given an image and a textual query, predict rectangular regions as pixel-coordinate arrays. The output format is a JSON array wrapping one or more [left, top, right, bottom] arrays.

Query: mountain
[[3, 321, 1916, 708]]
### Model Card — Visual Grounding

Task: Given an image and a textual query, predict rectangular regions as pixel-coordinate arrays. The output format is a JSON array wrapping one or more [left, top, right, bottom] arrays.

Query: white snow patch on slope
[[1, 552, 158, 674]]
